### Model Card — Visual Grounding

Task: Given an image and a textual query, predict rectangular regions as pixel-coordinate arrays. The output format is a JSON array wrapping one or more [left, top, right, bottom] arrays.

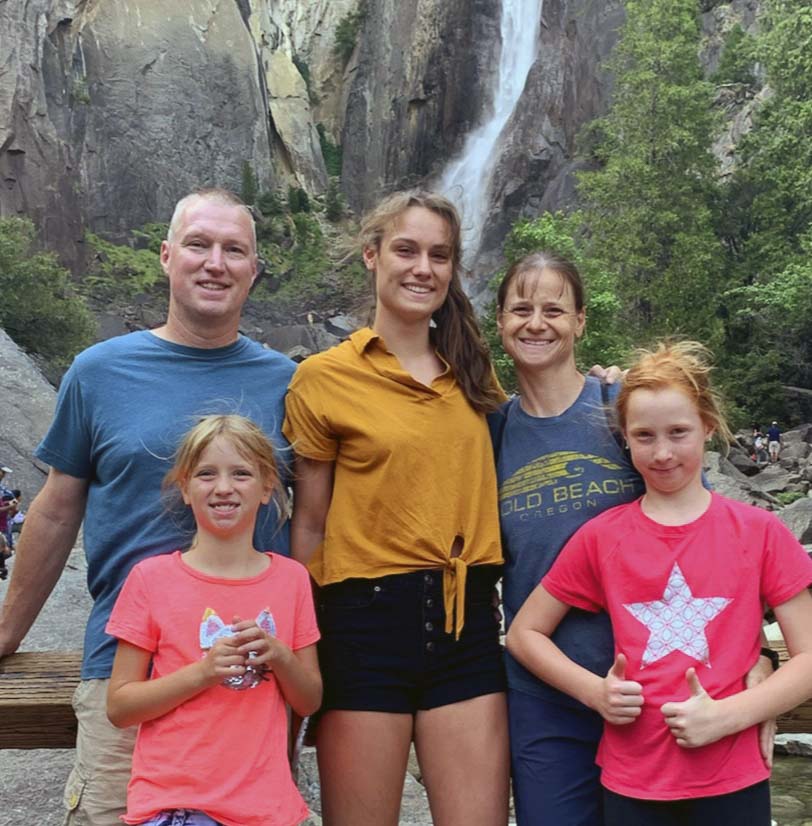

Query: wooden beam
[[0, 651, 81, 749]]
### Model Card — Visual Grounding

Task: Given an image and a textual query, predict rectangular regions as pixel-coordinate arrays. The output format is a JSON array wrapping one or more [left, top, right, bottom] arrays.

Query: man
[[767, 420, 782, 463], [0, 189, 296, 825]]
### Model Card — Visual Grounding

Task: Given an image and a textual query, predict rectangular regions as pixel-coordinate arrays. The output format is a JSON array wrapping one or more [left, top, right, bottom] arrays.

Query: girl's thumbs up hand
[[661, 667, 724, 748], [596, 653, 644, 726]]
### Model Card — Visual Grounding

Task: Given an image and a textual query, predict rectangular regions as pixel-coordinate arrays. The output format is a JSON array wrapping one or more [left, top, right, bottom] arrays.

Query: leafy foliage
[[325, 178, 344, 222], [287, 186, 311, 214], [711, 24, 757, 86], [241, 161, 258, 206], [0, 217, 96, 365], [577, 0, 725, 349], [715, 0, 812, 421], [333, 2, 367, 64], [317, 123, 343, 177], [84, 231, 164, 301]]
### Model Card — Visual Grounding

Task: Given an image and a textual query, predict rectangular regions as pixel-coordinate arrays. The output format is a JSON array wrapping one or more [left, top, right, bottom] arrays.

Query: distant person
[[0, 533, 9, 581], [8, 490, 23, 537], [106, 415, 321, 826], [752, 429, 767, 465], [767, 421, 782, 463], [508, 341, 812, 826], [0, 189, 296, 826]]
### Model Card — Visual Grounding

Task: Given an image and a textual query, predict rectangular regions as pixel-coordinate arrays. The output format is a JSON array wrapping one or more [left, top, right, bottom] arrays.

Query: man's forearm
[[0, 490, 85, 656]]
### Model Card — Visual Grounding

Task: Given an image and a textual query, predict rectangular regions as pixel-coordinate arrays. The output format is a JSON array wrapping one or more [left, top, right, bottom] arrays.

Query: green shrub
[[0, 217, 96, 365], [317, 124, 343, 177], [84, 232, 163, 300], [334, 2, 367, 64], [325, 178, 344, 222], [288, 186, 311, 214], [711, 24, 757, 86], [776, 491, 807, 507], [241, 161, 258, 206]]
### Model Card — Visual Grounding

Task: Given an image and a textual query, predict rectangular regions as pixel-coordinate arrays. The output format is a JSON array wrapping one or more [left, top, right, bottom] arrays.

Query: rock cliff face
[[477, 0, 625, 266], [0, 0, 766, 280], [340, 0, 501, 213]]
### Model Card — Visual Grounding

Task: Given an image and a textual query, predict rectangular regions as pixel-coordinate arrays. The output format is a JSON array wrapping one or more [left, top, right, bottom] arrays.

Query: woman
[[492, 251, 775, 826], [283, 191, 510, 826]]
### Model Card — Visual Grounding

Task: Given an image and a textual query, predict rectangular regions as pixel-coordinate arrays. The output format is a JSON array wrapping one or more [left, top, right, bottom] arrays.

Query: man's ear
[[160, 240, 171, 275]]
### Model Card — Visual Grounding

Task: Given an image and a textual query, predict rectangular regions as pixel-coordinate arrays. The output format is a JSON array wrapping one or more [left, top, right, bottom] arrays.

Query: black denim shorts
[[316, 565, 506, 713]]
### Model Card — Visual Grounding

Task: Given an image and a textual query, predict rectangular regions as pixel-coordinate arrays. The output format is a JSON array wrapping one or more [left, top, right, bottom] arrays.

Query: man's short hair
[[166, 189, 256, 251]]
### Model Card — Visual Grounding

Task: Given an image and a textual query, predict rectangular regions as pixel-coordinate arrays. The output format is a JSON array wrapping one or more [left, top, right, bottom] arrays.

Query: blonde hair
[[164, 414, 288, 518], [358, 189, 503, 414], [616, 340, 733, 446], [167, 188, 256, 251]]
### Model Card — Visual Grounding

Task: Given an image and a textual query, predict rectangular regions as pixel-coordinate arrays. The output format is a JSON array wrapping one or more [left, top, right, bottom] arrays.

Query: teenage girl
[[284, 190, 510, 826], [106, 415, 322, 826], [507, 341, 812, 825]]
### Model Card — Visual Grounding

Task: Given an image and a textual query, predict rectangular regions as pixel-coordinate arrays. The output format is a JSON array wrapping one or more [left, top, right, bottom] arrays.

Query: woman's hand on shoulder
[[587, 364, 626, 384], [596, 653, 644, 725]]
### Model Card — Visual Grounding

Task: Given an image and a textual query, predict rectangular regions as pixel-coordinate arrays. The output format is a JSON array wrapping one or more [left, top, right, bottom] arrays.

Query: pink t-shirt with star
[[543, 493, 812, 800]]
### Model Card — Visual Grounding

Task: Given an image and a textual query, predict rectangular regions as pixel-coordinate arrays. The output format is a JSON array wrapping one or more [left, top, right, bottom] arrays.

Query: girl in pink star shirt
[[507, 340, 812, 826]]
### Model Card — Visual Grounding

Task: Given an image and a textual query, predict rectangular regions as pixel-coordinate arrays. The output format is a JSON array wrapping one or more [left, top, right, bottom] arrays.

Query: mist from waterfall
[[439, 0, 543, 264]]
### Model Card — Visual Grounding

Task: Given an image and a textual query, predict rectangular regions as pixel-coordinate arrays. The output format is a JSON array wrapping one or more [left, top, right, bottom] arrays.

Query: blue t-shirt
[[490, 377, 645, 706], [36, 331, 296, 679]]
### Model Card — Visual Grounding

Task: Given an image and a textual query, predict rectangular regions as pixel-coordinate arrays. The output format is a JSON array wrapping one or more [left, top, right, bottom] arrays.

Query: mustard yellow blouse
[[283, 328, 503, 637]]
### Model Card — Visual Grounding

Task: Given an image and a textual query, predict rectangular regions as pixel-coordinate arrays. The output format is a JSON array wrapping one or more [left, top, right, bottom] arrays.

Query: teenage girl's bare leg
[[414, 692, 510, 826], [316, 710, 414, 826]]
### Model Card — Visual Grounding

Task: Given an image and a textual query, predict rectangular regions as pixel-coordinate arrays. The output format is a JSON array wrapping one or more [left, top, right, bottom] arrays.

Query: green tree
[[711, 24, 757, 86], [0, 217, 96, 365], [241, 161, 258, 205], [483, 212, 628, 393], [325, 177, 344, 222], [716, 0, 812, 419], [333, 2, 367, 64], [317, 123, 343, 177], [577, 0, 724, 348], [287, 186, 311, 214]]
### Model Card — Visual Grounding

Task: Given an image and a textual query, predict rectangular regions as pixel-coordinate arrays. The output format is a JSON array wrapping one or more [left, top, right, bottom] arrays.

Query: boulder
[[703, 451, 780, 507], [726, 447, 760, 477], [777, 498, 812, 544], [0, 329, 58, 502]]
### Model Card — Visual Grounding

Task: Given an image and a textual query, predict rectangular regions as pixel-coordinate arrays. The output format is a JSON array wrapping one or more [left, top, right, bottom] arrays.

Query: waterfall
[[439, 0, 543, 264]]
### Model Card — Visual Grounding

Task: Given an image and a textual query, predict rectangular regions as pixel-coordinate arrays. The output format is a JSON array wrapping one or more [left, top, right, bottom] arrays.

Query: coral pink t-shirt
[[107, 551, 320, 826], [543, 494, 812, 800]]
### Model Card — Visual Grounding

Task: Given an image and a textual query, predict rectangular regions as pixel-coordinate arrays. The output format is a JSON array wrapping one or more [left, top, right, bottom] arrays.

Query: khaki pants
[[63, 679, 137, 826]]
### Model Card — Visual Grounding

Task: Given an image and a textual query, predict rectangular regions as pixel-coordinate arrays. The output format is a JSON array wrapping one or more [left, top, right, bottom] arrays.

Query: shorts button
[[424, 573, 433, 584], [373, 585, 382, 592], [426, 641, 435, 652], [426, 598, 434, 608], [425, 621, 433, 631]]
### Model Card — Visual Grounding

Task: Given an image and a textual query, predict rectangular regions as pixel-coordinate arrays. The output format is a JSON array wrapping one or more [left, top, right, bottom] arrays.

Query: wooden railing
[[0, 645, 810, 749]]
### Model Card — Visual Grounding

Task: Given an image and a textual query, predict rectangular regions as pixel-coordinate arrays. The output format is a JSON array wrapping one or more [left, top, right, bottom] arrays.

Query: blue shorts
[[603, 780, 770, 826], [139, 811, 221, 826], [508, 688, 604, 826], [317, 565, 506, 713]]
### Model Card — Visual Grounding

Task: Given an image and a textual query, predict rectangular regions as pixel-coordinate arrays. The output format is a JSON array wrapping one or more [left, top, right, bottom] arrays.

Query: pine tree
[[578, 0, 724, 346]]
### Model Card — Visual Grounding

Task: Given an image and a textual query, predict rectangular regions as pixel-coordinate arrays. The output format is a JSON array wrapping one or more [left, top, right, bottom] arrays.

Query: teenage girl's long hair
[[358, 190, 504, 414]]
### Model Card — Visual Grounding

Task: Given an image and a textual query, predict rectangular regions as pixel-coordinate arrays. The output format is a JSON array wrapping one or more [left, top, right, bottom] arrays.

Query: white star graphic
[[623, 563, 732, 668]]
